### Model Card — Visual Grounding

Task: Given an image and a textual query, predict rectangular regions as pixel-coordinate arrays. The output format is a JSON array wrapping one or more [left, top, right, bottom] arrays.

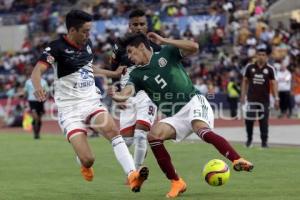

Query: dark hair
[[129, 9, 145, 19], [120, 32, 151, 50], [66, 10, 93, 31]]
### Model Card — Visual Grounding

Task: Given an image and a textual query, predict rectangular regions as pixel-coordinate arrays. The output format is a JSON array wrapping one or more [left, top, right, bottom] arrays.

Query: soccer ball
[[202, 159, 230, 186]]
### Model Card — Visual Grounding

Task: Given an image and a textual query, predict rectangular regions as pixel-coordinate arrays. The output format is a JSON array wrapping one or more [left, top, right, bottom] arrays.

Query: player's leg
[[192, 120, 253, 171], [244, 104, 256, 147], [68, 132, 95, 181], [29, 101, 42, 139], [31, 110, 40, 139], [35, 102, 44, 139], [119, 122, 135, 185], [90, 111, 148, 192], [133, 96, 157, 169], [134, 123, 149, 169], [191, 95, 253, 172], [278, 91, 285, 117], [58, 107, 95, 182], [148, 122, 187, 198], [121, 128, 135, 147], [258, 104, 269, 148], [119, 101, 136, 147]]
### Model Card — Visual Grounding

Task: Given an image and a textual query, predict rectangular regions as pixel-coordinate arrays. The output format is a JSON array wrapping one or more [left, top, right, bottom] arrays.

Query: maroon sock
[[197, 128, 241, 162], [149, 140, 179, 180]]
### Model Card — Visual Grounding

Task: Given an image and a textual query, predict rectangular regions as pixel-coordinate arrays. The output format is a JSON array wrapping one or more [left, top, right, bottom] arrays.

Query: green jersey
[[128, 45, 199, 116]]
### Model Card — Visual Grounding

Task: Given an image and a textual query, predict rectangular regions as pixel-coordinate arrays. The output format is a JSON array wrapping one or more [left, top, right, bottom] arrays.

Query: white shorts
[[160, 94, 214, 142], [57, 100, 107, 141], [120, 91, 157, 133]]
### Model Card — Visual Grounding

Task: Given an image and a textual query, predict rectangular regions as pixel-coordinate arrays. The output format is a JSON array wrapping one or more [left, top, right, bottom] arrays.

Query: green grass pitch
[[0, 133, 299, 200]]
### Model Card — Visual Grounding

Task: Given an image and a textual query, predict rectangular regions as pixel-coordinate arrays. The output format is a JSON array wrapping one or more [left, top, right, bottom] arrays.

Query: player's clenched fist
[[147, 32, 166, 45]]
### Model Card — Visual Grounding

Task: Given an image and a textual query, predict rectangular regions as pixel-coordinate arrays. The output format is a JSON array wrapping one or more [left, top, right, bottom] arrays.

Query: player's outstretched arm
[[147, 32, 199, 57], [110, 85, 135, 102], [31, 62, 48, 102], [93, 65, 125, 78]]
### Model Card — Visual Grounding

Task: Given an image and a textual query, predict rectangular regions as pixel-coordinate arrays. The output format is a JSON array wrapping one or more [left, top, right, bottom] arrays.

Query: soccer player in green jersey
[[111, 32, 254, 198]]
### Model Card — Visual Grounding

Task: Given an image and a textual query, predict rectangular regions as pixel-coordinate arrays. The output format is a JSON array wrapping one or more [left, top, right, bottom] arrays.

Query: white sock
[[123, 136, 134, 147], [111, 135, 136, 175], [133, 129, 148, 169]]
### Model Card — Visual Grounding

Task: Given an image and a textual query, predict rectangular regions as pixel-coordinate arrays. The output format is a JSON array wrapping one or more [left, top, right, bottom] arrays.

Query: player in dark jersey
[[31, 10, 148, 192], [241, 44, 279, 148], [110, 9, 161, 170], [111, 32, 254, 198]]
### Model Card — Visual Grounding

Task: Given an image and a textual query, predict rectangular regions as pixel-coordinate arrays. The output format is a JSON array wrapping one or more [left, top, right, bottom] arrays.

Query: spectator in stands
[[169, 24, 180, 39], [227, 77, 240, 118], [194, 78, 208, 96], [277, 63, 292, 118], [4, 104, 24, 128], [292, 67, 300, 118]]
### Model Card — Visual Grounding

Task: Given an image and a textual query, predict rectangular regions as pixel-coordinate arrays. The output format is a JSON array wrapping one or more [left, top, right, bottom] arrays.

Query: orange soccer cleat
[[233, 158, 254, 172], [166, 178, 187, 198], [80, 166, 94, 181], [128, 166, 149, 192]]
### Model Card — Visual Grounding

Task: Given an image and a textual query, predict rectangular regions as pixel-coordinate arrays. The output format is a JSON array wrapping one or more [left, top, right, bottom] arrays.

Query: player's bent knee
[[148, 129, 165, 141], [191, 120, 210, 132]]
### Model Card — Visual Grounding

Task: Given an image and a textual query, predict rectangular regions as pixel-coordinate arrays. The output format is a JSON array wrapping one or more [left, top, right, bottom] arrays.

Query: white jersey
[[38, 36, 101, 108], [53, 61, 101, 108], [277, 69, 292, 92]]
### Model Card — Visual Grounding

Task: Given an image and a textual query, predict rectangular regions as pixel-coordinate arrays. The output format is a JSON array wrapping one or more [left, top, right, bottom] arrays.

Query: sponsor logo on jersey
[[73, 80, 95, 88], [46, 55, 55, 64], [143, 75, 149, 81], [45, 47, 51, 51], [87, 45, 92, 54], [79, 68, 89, 79], [263, 68, 269, 74], [158, 57, 167, 67]]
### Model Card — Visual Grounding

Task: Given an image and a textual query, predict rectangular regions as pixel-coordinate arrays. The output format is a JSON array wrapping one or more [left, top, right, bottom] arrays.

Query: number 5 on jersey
[[155, 75, 167, 89]]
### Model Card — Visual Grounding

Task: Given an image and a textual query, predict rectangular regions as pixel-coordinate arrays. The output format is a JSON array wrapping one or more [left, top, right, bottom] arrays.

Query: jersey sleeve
[[243, 64, 251, 78], [38, 42, 59, 67], [163, 45, 183, 61]]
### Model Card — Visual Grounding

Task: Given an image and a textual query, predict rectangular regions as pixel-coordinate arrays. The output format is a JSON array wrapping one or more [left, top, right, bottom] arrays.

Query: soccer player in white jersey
[[110, 9, 160, 170], [31, 9, 148, 193]]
